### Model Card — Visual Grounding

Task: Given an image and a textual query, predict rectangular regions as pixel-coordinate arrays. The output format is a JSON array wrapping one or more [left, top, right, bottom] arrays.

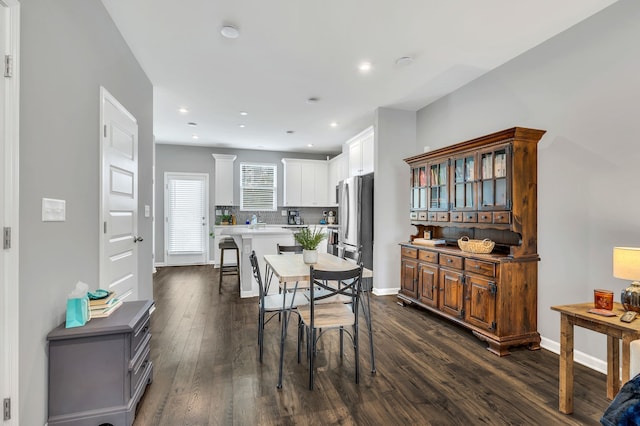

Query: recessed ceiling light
[[221, 25, 240, 39], [358, 62, 372, 73], [286, 130, 295, 134], [330, 122, 338, 128], [239, 111, 248, 116], [179, 107, 189, 114], [395, 56, 413, 66], [307, 144, 314, 147], [187, 122, 197, 126], [238, 124, 245, 128], [192, 134, 199, 140]]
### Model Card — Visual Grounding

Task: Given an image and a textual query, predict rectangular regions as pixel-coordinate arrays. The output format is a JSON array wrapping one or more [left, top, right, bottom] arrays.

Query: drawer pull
[[481, 215, 488, 219], [447, 259, 452, 263], [475, 265, 480, 269], [497, 216, 503, 220]]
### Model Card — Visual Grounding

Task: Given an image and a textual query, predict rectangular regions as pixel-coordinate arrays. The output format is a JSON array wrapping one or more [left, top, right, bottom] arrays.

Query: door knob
[[133, 236, 144, 243]]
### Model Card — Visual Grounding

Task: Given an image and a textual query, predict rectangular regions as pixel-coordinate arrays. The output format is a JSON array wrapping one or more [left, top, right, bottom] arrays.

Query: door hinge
[[3, 227, 11, 249], [489, 321, 497, 331], [489, 281, 497, 296], [459, 309, 465, 319], [103, 221, 107, 234], [103, 124, 107, 138], [3, 398, 10, 421], [4, 55, 13, 78]]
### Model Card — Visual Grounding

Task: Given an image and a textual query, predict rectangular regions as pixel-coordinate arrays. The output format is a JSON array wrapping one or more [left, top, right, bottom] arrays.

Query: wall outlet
[[281, 210, 287, 216]]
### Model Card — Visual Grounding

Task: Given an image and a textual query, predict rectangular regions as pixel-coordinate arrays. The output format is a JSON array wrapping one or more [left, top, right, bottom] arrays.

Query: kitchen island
[[216, 226, 296, 297]]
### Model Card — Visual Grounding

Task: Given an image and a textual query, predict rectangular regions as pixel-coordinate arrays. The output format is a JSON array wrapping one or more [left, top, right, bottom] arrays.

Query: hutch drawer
[[478, 212, 492, 223], [450, 212, 463, 222], [463, 212, 477, 223], [428, 212, 437, 221], [439, 254, 463, 269], [401, 247, 418, 258], [418, 250, 438, 263], [437, 212, 449, 222], [465, 258, 496, 277], [493, 211, 510, 224]]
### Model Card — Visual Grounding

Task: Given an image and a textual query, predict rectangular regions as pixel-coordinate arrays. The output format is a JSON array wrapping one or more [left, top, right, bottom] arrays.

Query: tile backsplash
[[215, 206, 337, 225]]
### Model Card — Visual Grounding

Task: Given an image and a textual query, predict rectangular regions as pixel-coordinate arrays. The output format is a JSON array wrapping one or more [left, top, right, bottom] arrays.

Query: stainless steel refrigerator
[[338, 173, 373, 270]]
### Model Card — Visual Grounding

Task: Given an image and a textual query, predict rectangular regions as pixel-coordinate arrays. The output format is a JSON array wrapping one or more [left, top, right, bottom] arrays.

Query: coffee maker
[[287, 209, 300, 225]]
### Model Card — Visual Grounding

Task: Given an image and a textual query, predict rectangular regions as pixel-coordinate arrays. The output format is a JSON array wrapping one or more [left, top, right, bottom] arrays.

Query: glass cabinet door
[[479, 145, 510, 210], [411, 165, 427, 210], [451, 154, 476, 211], [428, 160, 448, 211]]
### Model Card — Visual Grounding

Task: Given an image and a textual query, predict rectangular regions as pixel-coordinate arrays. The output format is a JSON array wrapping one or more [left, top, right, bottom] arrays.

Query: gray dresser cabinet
[[47, 300, 153, 426]]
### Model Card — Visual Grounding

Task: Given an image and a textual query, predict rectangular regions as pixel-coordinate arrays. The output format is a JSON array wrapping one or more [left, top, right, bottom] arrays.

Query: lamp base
[[621, 281, 640, 313]]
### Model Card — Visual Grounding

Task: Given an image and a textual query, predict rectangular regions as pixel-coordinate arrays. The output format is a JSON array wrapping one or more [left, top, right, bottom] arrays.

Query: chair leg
[[258, 308, 264, 363], [218, 249, 224, 294], [354, 323, 360, 384], [362, 291, 376, 373], [309, 328, 315, 390], [339, 327, 344, 358]]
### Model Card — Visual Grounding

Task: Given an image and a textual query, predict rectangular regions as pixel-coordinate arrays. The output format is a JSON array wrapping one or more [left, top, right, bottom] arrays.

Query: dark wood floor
[[133, 265, 610, 425]]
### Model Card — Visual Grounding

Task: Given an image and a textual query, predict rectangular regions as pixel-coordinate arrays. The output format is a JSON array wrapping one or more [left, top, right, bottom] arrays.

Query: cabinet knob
[[475, 265, 480, 269], [447, 259, 452, 263], [497, 216, 503, 220], [481, 215, 487, 219]]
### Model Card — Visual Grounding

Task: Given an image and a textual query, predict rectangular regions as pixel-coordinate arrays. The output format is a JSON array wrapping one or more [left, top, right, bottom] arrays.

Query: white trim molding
[[1, 1, 20, 424], [372, 287, 400, 297]]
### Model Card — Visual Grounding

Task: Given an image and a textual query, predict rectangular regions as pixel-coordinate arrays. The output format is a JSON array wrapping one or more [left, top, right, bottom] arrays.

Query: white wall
[[415, 0, 640, 365], [19, 1, 153, 423], [373, 108, 416, 294]]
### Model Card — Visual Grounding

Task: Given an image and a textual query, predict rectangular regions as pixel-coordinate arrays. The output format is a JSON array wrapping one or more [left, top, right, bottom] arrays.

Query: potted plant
[[294, 227, 326, 264]]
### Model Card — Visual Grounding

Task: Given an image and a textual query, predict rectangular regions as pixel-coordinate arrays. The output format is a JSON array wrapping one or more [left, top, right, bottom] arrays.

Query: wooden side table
[[551, 302, 640, 414]]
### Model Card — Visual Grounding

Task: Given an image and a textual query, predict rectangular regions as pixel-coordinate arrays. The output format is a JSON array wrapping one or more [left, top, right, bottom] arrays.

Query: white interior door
[[164, 172, 209, 265], [1, 1, 20, 422], [100, 87, 139, 301]]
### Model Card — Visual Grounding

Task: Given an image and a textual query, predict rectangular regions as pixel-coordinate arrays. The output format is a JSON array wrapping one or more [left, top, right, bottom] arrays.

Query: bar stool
[[218, 237, 240, 294]]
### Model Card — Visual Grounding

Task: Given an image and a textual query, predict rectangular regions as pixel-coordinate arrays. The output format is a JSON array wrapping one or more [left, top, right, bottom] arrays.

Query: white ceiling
[[101, 0, 617, 154]]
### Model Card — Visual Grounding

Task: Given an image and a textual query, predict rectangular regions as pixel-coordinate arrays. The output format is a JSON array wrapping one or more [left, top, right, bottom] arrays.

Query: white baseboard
[[154, 262, 166, 267], [540, 336, 607, 374], [372, 287, 400, 296], [240, 290, 258, 298]]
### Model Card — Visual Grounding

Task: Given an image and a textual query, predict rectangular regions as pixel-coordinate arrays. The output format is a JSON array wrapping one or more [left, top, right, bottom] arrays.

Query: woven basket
[[457, 236, 495, 254]]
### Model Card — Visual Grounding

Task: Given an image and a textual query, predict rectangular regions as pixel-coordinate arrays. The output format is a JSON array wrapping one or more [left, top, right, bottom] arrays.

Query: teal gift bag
[[65, 297, 89, 328]]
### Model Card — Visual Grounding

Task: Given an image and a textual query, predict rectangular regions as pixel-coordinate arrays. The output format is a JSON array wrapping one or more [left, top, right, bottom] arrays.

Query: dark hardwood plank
[[134, 265, 610, 425]]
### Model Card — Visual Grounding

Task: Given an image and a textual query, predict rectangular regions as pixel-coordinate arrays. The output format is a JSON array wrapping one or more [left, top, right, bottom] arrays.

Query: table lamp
[[614, 247, 640, 312]]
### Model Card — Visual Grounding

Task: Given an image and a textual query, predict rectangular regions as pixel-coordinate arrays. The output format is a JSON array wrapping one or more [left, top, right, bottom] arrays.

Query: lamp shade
[[613, 247, 640, 280]]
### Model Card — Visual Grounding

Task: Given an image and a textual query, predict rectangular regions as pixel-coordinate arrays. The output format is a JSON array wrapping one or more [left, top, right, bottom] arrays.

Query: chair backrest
[[277, 244, 303, 254], [249, 251, 266, 299], [340, 245, 362, 264], [308, 265, 363, 314]]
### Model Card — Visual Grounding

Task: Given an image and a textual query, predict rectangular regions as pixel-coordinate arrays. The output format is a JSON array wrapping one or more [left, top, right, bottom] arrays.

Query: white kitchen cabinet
[[282, 158, 329, 206], [212, 154, 236, 205], [346, 126, 374, 176], [327, 153, 348, 205]]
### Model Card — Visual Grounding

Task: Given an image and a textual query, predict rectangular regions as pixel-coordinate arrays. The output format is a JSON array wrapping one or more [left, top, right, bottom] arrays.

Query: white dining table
[[263, 252, 374, 389]]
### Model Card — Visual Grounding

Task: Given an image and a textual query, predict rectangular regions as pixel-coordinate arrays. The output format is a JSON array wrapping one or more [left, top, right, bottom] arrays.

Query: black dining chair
[[340, 246, 376, 374], [297, 264, 363, 390], [250, 251, 307, 363]]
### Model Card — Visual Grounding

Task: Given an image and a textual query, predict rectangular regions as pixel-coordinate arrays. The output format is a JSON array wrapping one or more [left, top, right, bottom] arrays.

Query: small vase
[[303, 249, 318, 264], [622, 282, 640, 313]]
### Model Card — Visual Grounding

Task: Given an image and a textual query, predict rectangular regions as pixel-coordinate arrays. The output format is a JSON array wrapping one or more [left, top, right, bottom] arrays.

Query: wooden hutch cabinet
[[399, 127, 545, 356]]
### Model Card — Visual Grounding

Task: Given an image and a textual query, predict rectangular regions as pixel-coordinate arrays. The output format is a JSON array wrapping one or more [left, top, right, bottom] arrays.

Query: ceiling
[[101, 0, 617, 154]]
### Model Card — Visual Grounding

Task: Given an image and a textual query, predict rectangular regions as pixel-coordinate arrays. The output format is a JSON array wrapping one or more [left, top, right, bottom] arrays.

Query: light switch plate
[[281, 210, 287, 216], [144, 205, 150, 217], [42, 198, 66, 222]]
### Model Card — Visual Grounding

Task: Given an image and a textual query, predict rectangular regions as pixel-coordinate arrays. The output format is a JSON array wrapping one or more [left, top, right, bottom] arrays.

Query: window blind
[[240, 163, 277, 211], [168, 178, 205, 253]]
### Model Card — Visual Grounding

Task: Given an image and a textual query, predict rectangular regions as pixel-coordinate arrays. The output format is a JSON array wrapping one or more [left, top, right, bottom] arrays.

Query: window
[[240, 163, 277, 211]]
